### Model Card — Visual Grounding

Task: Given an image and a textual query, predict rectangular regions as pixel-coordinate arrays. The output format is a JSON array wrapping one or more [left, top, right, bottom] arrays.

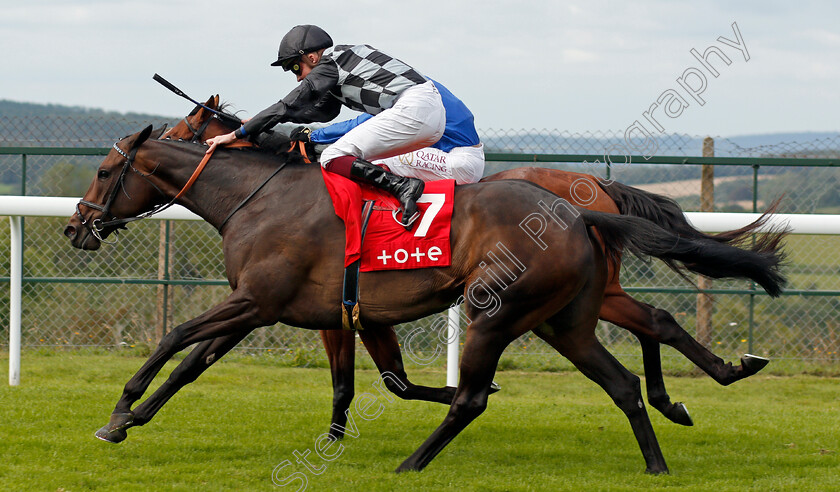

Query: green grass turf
[[1, 354, 838, 491]]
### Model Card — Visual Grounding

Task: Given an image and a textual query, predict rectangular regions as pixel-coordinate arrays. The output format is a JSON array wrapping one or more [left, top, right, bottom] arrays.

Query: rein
[[289, 140, 312, 164], [219, 159, 289, 231]]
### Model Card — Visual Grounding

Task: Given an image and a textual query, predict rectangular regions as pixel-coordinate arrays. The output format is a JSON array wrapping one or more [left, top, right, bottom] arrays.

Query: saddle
[[320, 170, 456, 330]]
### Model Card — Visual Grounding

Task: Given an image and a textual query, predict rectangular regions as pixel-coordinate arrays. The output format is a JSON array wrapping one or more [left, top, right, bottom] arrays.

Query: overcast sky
[[2, 1, 838, 137]]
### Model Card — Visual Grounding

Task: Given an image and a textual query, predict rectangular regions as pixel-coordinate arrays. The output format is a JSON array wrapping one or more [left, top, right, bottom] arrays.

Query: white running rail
[[4, 196, 840, 386]]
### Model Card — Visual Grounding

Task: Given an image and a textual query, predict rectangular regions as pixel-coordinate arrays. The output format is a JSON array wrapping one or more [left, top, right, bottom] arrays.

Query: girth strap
[[341, 200, 375, 331]]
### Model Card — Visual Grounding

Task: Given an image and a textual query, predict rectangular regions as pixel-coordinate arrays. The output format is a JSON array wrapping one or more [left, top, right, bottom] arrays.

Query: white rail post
[[9, 216, 22, 386], [446, 305, 460, 387]]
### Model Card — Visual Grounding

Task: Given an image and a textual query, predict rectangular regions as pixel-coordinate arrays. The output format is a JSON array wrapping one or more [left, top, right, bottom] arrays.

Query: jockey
[[205, 24, 482, 228], [292, 78, 484, 186]]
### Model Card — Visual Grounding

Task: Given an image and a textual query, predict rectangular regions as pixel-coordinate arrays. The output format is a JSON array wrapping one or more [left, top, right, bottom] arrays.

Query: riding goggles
[[281, 57, 303, 76]]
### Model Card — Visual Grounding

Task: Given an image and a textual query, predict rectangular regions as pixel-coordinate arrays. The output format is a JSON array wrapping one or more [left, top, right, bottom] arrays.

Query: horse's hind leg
[[635, 332, 693, 426], [359, 327, 457, 403], [600, 291, 768, 386], [599, 284, 692, 425], [536, 324, 669, 474]]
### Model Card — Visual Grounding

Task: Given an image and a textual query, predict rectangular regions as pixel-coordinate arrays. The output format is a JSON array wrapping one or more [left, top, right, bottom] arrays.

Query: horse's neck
[[148, 143, 320, 231]]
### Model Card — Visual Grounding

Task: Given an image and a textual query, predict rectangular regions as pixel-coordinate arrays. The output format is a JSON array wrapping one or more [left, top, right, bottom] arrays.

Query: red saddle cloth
[[320, 168, 454, 272]]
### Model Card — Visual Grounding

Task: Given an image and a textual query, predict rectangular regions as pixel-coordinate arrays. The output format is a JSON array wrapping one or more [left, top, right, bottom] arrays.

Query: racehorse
[[163, 96, 782, 435], [65, 124, 787, 473]]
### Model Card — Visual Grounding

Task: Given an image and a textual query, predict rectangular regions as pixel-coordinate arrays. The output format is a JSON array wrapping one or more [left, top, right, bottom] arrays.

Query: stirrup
[[392, 208, 421, 228]]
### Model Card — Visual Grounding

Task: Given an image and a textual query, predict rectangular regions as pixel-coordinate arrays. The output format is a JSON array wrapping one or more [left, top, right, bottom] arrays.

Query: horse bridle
[[75, 140, 148, 243], [75, 138, 189, 243], [181, 113, 229, 143], [75, 135, 280, 242]]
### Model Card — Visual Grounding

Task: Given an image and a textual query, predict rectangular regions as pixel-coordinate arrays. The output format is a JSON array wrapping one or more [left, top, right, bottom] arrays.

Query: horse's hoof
[[489, 381, 501, 394], [394, 462, 419, 474], [95, 426, 127, 443], [645, 466, 670, 475], [94, 412, 134, 444], [668, 402, 694, 427], [741, 354, 770, 375]]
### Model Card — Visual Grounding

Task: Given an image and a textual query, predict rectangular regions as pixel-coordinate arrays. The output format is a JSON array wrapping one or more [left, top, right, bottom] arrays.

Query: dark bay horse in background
[[164, 96, 781, 435], [65, 124, 787, 473]]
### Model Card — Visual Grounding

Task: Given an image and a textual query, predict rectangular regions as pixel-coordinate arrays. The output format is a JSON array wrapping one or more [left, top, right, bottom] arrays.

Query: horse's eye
[[98, 170, 111, 180]]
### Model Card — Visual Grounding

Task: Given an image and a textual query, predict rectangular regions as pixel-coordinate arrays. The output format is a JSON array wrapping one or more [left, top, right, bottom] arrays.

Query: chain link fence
[[1, 113, 838, 374]]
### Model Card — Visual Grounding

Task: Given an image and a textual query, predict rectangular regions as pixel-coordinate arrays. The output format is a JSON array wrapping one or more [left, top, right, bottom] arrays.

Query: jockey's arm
[[237, 62, 341, 139]]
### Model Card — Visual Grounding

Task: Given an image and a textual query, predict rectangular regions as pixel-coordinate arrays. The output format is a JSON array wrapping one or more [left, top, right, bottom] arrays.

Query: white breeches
[[373, 144, 485, 185], [320, 81, 446, 167], [319, 81, 483, 184]]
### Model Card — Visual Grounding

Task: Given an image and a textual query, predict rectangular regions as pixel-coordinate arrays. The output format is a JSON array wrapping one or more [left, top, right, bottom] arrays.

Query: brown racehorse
[[163, 97, 780, 435], [65, 124, 787, 473]]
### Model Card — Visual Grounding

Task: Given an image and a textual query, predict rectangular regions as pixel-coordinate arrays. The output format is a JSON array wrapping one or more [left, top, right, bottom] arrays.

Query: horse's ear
[[150, 124, 168, 140], [203, 95, 216, 109], [133, 125, 154, 148], [213, 94, 220, 109]]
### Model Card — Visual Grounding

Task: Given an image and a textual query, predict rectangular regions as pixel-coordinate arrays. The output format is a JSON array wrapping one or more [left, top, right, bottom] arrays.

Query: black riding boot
[[350, 158, 425, 228]]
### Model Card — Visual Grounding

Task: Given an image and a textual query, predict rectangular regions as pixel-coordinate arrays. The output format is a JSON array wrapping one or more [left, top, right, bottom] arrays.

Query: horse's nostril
[[64, 225, 77, 239]]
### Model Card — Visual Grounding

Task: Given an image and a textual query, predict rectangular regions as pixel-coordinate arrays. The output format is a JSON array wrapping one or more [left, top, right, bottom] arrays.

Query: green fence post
[[748, 164, 760, 354], [164, 220, 171, 336], [155, 220, 172, 342]]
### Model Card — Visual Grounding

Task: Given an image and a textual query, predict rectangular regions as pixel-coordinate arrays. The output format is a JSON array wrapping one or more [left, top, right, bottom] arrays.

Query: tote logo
[[376, 245, 444, 266]]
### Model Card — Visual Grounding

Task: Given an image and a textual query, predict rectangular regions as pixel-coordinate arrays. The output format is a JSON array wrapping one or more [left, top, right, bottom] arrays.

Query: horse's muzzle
[[64, 219, 101, 251]]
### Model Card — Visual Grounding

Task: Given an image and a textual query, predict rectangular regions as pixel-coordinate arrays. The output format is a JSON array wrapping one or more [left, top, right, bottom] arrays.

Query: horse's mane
[[211, 101, 296, 155], [217, 102, 241, 123], [154, 136, 310, 170]]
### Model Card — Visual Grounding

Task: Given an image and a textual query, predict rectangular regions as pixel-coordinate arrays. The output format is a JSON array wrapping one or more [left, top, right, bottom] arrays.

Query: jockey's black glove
[[290, 126, 312, 142]]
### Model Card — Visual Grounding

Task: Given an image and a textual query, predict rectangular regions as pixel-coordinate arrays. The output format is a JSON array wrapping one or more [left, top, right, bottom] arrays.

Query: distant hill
[[2, 99, 838, 157], [724, 132, 840, 148], [0, 100, 179, 148], [0, 99, 172, 120]]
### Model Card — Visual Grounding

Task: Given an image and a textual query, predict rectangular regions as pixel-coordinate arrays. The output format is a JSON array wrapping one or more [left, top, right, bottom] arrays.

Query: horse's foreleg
[[320, 330, 356, 439], [600, 292, 768, 387], [96, 293, 261, 443], [129, 332, 250, 428], [358, 327, 457, 405]]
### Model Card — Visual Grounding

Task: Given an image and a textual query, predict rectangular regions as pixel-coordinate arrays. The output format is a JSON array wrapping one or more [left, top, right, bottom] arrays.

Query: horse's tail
[[578, 208, 789, 297], [598, 180, 783, 246]]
